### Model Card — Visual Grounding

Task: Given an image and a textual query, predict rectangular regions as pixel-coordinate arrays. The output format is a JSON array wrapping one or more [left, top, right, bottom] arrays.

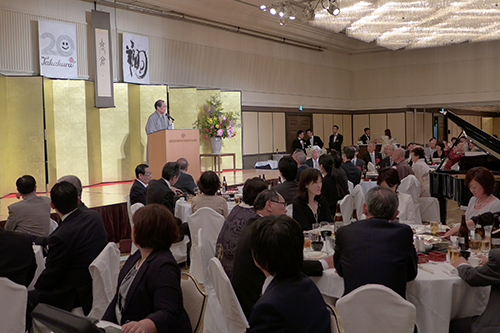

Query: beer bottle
[[475, 214, 485, 239], [491, 214, 500, 249], [334, 203, 343, 223], [222, 176, 228, 193], [458, 215, 469, 250]]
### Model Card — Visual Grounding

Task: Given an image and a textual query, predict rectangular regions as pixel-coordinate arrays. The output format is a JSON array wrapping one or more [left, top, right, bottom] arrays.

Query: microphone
[[166, 113, 175, 122]]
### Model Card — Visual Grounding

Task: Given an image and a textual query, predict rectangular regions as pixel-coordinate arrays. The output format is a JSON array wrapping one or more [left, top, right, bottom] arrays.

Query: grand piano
[[430, 110, 500, 222]]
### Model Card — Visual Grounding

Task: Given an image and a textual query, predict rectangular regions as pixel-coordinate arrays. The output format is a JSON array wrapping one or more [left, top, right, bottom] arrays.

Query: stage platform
[[0, 169, 280, 240]]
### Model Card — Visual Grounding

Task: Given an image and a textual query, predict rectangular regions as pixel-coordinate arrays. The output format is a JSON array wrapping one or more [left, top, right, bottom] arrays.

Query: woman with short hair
[[191, 171, 228, 218]]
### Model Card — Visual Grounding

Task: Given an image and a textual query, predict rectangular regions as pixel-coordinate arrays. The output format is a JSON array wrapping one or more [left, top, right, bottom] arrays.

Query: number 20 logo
[[41, 32, 75, 57]]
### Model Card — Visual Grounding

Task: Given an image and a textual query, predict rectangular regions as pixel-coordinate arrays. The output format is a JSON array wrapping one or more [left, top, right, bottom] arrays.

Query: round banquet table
[[311, 262, 489, 333]]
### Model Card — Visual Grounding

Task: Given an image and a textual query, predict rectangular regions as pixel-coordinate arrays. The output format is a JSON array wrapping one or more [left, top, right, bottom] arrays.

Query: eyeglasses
[[270, 200, 286, 206]]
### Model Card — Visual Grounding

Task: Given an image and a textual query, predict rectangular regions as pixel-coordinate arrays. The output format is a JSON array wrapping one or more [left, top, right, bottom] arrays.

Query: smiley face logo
[[56, 35, 75, 57]]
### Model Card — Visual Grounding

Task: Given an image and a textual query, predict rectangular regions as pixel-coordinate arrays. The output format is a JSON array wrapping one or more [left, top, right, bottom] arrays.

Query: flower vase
[[210, 136, 222, 154]]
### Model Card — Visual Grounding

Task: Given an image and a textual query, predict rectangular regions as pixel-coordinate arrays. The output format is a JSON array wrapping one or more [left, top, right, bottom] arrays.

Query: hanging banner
[[123, 32, 150, 84], [92, 10, 114, 108], [38, 20, 78, 79]]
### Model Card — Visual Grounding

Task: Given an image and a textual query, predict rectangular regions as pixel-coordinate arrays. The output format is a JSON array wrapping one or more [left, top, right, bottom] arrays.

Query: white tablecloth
[[359, 180, 377, 195], [175, 200, 236, 222], [311, 262, 489, 333]]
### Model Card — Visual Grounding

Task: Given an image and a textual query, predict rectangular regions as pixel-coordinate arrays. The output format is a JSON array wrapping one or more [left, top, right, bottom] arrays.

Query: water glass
[[430, 221, 439, 235], [448, 245, 460, 264], [481, 239, 491, 254], [470, 235, 481, 254]]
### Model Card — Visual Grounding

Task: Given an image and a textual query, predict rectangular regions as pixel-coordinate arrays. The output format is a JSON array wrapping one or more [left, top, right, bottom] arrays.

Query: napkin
[[442, 263, 458, 276], [367, 162, 376, 172]]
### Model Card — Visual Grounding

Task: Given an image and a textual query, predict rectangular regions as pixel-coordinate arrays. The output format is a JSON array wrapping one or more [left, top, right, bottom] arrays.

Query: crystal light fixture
[[260, 0, 500, 50]]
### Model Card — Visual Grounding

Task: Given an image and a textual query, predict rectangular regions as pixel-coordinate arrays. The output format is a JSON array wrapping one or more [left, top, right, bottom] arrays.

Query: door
[[287, 114, 312, 153]]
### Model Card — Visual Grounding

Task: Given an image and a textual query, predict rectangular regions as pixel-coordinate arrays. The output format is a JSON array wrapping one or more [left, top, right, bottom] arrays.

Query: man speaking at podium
[[145, 99, 174, 134]]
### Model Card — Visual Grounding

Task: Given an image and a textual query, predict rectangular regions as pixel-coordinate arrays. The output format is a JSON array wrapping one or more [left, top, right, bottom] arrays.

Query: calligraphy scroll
[[122, 32, 150, 84], [91, 10, 114, 108]]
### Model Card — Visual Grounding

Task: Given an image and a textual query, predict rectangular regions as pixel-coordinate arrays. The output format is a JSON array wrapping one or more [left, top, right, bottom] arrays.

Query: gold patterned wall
[[0, 76, 45, 197]]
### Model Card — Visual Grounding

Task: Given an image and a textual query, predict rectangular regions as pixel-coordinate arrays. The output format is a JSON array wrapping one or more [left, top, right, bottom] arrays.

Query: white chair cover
[[339, 195, 354, 225], [208, 258, 249, 333], [347, 181, 354, 194], [171, 235, 190, 264], [419, 197, 441, 223], [129, 203, 144, 227], [49, 219, 58, 234], [181, 272, 207, 333], [336, 284, 416, 333], [125, 194, 132, 223], [88, 242, 121, 319], [188, 207, 225, 284], [28, 245, 46, 291], [286, 204, 293, 217], [350, 184, 364, 220], [0, 277, 27, 333], [399, 175, 421, 203]]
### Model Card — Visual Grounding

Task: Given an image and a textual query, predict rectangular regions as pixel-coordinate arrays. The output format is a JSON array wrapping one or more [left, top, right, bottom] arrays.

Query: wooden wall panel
[[493, 118, 500, 137], [406, 112, 415, 144], [243, 112, 258, 155], [273, 112, 286, 152], [312, 114, 324, 140], [424, 112, 434, 143], [323, 114, 334, 147], [370, 113, 387, 141], [353, 114, 369, 143], [342, 114, 353, 147], [388, 113, 406, 146], [259, 113, 273, 153], [482, 117, 493, 135], [416, 113, 424, 144]]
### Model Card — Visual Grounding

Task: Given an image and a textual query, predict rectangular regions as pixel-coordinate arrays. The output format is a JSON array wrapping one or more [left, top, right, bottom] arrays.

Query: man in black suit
[[292, 130, 307, 153], [379, 144, 395, 168], [359, 127, 371, 144], [351, 145, 365, 171], [305, 128, 324, 148], [334, 186, 418, 299], [292, 150, 308, 181], [340, 146, 362, 186], [305, 145, 321, 170], [129, 163, 152, 206], [0, 228, 37, 287], [29, 181, 108, 315], [57, 175, 89, 210], [273, 156, 299, 204], [232, 190, 333, 318], [175, 157, 197, 195], [329, 124, 343, 153], [146, 162, 181, 213], [247, 214, 331, 332], [362, 141, 383, 168]]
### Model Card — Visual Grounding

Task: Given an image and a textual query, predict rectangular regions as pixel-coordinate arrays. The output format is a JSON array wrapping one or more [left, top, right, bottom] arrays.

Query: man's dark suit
[[295, 164, 308, 181], [232, 217, 325, 318], [362, 151, 383, 167], [292, 138, 306, 153], [175, 172, 197, 195], [360, 134, 370, 144], [352, 157, 365, 171], [340, 161, 362, 186], [247, 273, 330, 333], [451, 249, 500, 333], [102, 250, 191, 333], [0, 228, 37, 287], [147, 179, 175, 212], [130, 179, 147, 206], [30, 208, 108, 314], [305, 158, 319, 169], [380, 156, 394, 168], [334, 217, 418, 299], [307, 135, 324, 148], [329, 133, 343, 152], [273, 180, 299, 205]]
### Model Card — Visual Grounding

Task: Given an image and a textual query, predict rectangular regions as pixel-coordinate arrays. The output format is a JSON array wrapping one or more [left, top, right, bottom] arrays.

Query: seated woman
[[411, 146, 431, 197], [191, 171, 228, 218], [332, 150, 349, 199], [319, 154, 339, 216], [292, 168, 333, 230], [102, 204, 191, 333], [432, 141, 447, 160], [215, 177, 267, 279], [247, 215, 331, 333], [377, 168, 419, 225]]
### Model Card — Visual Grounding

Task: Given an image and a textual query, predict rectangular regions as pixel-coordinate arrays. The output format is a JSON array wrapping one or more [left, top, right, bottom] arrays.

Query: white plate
[[304, 251, 329, 260]]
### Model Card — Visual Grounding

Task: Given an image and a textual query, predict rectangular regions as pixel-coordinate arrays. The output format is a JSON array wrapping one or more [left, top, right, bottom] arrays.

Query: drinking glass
[[448, 245, 460, 264], [320, 222, 332, 240], [334, 221, 344, 233], [430, 221, 439, 235], [303, 232, 311, 250], [481, 238, 491, 254], [311, 241, 324, 251], [470, 235, 481, 254]]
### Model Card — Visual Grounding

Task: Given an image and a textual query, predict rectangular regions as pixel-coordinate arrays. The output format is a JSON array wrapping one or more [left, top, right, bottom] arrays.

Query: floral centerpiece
[[193, 96, 239, 153]]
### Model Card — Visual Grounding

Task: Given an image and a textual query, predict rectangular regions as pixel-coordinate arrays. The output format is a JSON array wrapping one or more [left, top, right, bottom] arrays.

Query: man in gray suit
[[5, 175, 51, 237], [450, 249, 500, 333]]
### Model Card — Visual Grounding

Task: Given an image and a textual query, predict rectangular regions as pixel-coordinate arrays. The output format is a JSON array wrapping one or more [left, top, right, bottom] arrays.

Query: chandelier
[[260, 0, 500, 50], [260, 0, 340, 25]]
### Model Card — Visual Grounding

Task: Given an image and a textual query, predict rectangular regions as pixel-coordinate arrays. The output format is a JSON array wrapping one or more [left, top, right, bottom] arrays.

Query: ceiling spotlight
[[270, 7, 277, 15], [260, 4, 267, 11], [327, 1, 340, 16]]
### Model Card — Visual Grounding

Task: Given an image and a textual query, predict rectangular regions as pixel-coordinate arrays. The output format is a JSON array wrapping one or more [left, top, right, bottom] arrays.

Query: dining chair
[[29, 245, 46, 291], [49, 218, 58, 234], [326, 303, 345, 333], [336, 284, 416, 333], [399, 175, 422, 224], [419, 196, 441, 223], [87, 242, 121, 319], [338, 195, 354, 225], [181, 272, 207, 333], [350, 184, 364, 220], [188, 207, 225, 284], [347, 180, 354, 194], [0, 277, 28, 333], [207, 257, 249, 333]]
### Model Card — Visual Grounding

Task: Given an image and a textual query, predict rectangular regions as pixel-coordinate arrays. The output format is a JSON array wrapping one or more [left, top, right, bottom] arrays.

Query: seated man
[[5, 175, 51, 237], [130, 163, 152, 205], [146, 162, 180, 213], [232, 190, 333, 318], [351, 145, 365, 171], [305, 145, 321, 170], [175, 157, 197, 195], [362, 141, 382, 168], [293, 150, 308, 181], [334, 186, 418, 298], [30, 181, 108, 315], [273, 156, 299, 204], [247, 214, 331, 332], [450, 249, 500, 333], [0, 228, 37, 287], [380, 144, 395, 168], [340, 146, 362, 186], [392, 147, 415, 181], [57, 175, 89, 210]]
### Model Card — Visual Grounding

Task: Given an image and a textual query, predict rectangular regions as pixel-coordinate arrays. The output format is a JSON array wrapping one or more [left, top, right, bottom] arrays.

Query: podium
[[148, 129, 201, 183]]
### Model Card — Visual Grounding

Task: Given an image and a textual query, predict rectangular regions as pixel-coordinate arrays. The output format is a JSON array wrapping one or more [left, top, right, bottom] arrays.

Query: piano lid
[[440, 110, 500, 161]]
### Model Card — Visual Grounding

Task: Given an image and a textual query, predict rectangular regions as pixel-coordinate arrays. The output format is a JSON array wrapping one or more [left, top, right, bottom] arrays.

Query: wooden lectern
[[148, 129, 201, 183]]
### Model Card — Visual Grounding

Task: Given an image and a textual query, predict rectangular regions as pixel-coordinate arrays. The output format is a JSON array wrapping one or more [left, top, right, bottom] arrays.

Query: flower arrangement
[[193, 96, 238, 140]]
